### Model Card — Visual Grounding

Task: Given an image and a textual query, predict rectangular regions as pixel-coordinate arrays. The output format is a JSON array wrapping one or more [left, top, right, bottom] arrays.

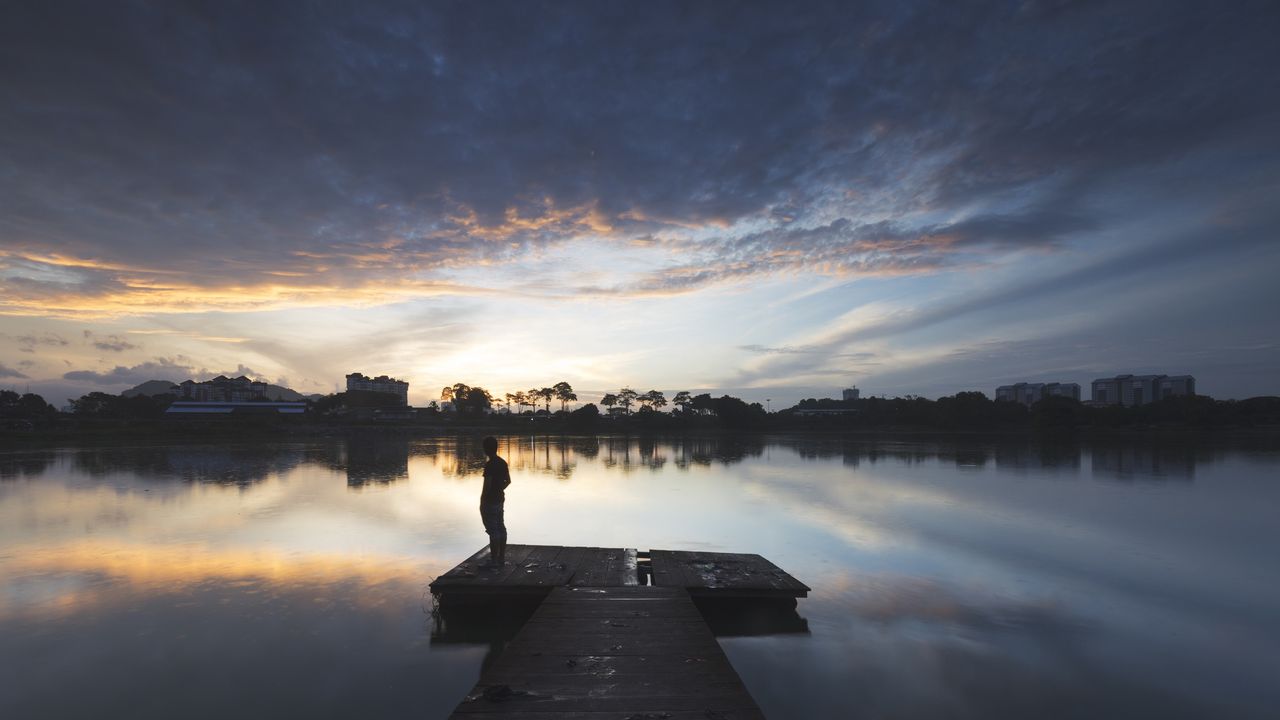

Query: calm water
[[1, 435, 1277, 719]]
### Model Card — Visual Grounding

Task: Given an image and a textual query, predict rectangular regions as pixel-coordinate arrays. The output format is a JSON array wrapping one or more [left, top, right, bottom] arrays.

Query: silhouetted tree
[[69, 391, 172, 419], [691, 393, 714, 415], [673, 391, 692, 415], [447, 384, 492, 416], [538, 386, 555, 413], [568, 403, 600, 429], [642, 389, 667, 412], [618, 388, 638, 414], [553, 381, 577, 412], [600, 393, 618, 414], [0, 391, 56, 421]]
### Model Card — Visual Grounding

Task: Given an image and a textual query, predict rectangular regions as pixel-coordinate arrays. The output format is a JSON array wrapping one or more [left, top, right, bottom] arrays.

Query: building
[[1159, 375, 1196, 400], [179, 375, 269, 402], [345, 372, 409, 406], [995, 382, 1081, 406], [841, 387, 861, 401], [1091, 374, 1196, 406]]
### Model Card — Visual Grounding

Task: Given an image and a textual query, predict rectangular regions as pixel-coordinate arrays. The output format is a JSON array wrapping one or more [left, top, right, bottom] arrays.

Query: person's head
[[482, 436, 498, 457]]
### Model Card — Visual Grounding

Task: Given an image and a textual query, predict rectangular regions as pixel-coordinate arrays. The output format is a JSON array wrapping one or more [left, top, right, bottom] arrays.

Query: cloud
[[4, 332, 70, 353], [739, 344, 878, 363], [82, 330, 138, 352], [60, 356, 276, 389], [62, 358, 196, 386], [0, 363, 29, 379], [0, 2, 1274, 316]]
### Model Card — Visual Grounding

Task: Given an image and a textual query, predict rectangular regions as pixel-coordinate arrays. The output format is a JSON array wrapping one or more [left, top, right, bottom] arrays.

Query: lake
[[1, 434, 1277, 719]]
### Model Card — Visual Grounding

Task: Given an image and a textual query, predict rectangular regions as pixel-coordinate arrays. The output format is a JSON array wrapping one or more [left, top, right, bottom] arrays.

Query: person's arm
[[503, 463, 511, 489]]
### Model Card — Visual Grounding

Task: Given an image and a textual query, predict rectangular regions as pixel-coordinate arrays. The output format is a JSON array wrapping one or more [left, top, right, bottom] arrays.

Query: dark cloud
[[63, 358, 195, 386], [61, 357, 272, 388], [0, 363, 29, 379], [4, 332, 70, 353], [82, 330, 139, 352], [1, 1, 1276, 311]]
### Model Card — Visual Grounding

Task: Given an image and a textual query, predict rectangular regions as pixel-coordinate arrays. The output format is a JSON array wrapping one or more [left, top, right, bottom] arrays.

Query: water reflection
[[336, 439, 411, 488], [1, 434, 1277, 719]]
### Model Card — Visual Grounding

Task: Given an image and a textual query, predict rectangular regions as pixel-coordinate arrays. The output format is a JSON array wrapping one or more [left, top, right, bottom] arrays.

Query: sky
[[2, 0, 1278, 408]]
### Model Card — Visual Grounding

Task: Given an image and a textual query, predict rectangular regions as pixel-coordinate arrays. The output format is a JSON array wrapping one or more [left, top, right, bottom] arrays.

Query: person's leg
[[495, 506, 507, 566], [481, 506, 500, 568]]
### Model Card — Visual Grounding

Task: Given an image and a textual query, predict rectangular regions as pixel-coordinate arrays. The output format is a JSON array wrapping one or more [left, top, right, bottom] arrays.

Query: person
[[479, 436, 511, 568]]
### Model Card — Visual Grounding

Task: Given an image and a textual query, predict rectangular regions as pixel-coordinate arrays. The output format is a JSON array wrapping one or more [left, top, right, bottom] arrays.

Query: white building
[[345, 372, 409, 406]]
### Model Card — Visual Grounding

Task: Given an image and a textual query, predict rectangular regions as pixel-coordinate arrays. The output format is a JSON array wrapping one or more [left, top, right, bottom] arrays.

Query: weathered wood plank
[[510, 545, 566, 587], [649, 549, 809, 597], [446, 586, 763, 720]]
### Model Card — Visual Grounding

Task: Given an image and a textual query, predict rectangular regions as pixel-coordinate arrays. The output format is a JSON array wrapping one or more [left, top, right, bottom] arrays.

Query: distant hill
[[122, 379, 317, 402], [120, 380, 182, 398]]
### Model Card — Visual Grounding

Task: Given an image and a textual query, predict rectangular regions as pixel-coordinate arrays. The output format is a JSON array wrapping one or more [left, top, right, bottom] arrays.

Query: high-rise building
[[995, 382, 1081, 406], [179, 375, 269, 402], [841, 387, 860, 401], [1091, 374, 1196, 406], [345, 372, 409, 406]]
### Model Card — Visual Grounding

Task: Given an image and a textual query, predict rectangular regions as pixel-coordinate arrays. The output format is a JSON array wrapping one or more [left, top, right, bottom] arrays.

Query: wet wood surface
[[430, 544, 641, 597], [447, 586, 765, 720], [649, 549, 810, 598], [430, 545, 806, 600]]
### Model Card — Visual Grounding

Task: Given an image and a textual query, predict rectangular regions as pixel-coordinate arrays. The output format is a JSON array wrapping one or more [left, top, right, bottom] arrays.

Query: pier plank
[[447, 586, 763, 719], [649, 549, 809, 598]]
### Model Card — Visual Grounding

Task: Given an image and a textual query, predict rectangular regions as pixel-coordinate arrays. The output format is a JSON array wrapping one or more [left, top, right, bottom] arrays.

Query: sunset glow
[[2, 2, 1277, 407]]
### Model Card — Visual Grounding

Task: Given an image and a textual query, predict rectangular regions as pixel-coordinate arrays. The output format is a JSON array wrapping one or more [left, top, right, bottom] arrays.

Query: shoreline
[[4, 419, 1279, 452]]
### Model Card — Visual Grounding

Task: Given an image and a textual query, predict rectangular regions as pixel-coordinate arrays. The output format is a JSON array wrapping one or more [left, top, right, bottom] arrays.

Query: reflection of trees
[[70, 445, 311, 486], [336, 439, 410, 488], [664, 436, 764, 469], [0, 451, 57, 480]]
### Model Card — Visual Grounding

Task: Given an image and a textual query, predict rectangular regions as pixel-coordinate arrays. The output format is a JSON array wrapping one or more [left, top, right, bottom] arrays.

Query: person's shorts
[[480, 503, 506, 541]]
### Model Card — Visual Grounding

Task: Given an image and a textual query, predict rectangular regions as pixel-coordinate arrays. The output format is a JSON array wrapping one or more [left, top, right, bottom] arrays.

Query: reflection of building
[[994, 443, 1081, 472], [179, 375, 268, 402], [842, 387, 860, 401], [995, 382, 1081, 406], [345, 373, 409, 406], [1091, 443, 1195, 480], [342, 439, 410, 487], [1091, 374, 1196, 406]]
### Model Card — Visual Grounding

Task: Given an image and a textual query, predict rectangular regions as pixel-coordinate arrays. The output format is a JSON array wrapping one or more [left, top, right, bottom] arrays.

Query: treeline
[[0, 390, 58, 426], [785, 393, 1280, 430], [9, 386, 1280, 435]]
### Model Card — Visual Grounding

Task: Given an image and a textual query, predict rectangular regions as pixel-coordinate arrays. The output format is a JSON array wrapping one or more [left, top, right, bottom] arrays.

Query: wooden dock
[[429, 544, 808, 602], [431, 544, 808, 719], [446, 586, 765, 720]]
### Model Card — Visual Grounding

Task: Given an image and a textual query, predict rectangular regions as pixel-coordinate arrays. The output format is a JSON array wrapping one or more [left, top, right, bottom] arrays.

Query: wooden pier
[[430, 544, 809, 719], [429, 544, 808, 602]]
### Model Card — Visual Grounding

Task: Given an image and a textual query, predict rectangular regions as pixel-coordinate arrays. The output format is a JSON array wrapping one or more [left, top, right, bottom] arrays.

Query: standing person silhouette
[[480, 436, 511, 568]]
